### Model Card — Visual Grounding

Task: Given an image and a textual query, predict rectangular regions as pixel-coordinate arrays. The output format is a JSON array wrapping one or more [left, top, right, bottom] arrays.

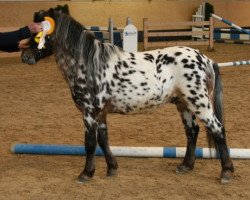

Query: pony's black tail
[[207, 63, 225, 149], [212, 62, 224, 125]]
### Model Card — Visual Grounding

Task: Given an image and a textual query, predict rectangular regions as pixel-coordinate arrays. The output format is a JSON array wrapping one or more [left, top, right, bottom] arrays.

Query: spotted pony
[[22, 9, 234, 184]]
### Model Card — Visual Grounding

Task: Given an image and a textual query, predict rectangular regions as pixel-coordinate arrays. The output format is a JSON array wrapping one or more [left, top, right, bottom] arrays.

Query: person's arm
[[0, 26, 31, 52], [0, 23, 42, 52], [0, 43, 19, 52], [0, 26, 31, 46]]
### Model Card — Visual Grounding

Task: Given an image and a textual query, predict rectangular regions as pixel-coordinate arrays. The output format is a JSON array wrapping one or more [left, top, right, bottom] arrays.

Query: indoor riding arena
[[0, 1, 250, 199]]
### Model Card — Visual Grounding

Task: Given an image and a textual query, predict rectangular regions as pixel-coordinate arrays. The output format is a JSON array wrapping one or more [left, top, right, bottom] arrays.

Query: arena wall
[[0, 0, 250, 30]]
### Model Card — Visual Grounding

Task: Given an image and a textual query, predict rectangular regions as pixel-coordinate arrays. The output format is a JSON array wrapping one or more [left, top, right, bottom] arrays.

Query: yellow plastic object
[[34, 31, 43, 44]]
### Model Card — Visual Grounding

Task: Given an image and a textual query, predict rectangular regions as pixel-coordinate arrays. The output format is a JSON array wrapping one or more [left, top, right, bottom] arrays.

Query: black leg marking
[[77, 110, 98, 183], [208, 127, 234, 184], [97, 122, 118, 177], [176, 102, 199, 173]]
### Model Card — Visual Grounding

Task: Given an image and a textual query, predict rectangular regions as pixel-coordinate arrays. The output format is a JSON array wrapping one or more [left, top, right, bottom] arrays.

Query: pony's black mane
[[53, 13, 90, 59], [52, 12, 120, 91], [53, 12, 119, 63]]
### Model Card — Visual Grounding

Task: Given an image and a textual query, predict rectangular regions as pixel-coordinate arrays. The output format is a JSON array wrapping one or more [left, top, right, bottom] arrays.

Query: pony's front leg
[[97, 122, 118, 177], [77, 113, 98, 183]]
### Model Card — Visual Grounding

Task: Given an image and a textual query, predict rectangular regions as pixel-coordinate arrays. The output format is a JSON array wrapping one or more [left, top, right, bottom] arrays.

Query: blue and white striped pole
[[205, 15, 250, 67], [212, 14, 250, 35], [218, 60, 250, 67], [11, 144, 250, 159]]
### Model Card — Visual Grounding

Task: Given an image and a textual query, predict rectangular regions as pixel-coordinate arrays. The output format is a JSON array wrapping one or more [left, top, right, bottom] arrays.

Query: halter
[[35, 17, 55, 49]]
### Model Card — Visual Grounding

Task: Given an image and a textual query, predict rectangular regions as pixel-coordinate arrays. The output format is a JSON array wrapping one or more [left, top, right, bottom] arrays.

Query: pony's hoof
[[176, 164, 193, 174], [220, 170, 233, 184], [76, 174, 92, 184], [107, 168, 117, 177]]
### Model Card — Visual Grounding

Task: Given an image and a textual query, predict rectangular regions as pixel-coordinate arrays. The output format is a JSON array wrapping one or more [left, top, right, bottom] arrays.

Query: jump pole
[[211, 14, 250, 35], [11, 144, 250, 159], [218, 60, 250, 67]]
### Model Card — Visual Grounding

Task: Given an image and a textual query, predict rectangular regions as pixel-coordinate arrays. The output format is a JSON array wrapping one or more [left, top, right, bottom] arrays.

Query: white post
[[123, 18, 138, 52]]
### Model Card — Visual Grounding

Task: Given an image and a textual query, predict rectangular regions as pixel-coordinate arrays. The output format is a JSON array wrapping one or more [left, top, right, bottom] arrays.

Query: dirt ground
[[0, 43, 249, 200]]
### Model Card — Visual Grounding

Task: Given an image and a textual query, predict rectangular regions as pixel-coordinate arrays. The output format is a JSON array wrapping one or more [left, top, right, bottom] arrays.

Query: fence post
[[143, 18, 149, 51], [109, 18, 114, 45], [208, 16, 214, 51]]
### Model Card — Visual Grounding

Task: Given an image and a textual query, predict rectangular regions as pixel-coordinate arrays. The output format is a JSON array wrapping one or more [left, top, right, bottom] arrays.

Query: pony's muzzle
[[21, 49, 37, 65]]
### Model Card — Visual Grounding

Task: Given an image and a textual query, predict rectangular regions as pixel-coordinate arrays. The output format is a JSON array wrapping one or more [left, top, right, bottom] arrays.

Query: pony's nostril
[[22, 55, 29, 62], [22, 55, 36, 65]]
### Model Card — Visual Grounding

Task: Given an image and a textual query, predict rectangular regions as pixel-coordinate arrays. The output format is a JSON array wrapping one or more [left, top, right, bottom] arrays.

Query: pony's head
[[21, 5, 69, 64]]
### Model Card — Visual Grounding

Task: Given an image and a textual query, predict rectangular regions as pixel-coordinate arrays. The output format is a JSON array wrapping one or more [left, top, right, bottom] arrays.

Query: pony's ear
[[47, 8, 55, 18], [34, 10, 46, 22], [54, 4, 69, 15], [62, 4, 70, 14]]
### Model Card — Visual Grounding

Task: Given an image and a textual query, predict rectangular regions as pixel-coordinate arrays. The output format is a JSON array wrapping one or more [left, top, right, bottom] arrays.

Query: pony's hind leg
[[206, 126, 234, 184], [183, 97, 234, 183], [97, 121, 118, 177], [175, 101, 200, 173]]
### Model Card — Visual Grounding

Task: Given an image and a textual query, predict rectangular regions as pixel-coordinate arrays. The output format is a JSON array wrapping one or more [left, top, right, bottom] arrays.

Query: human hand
[[28, 22, 42, 34], [18, 39, 30, 49]]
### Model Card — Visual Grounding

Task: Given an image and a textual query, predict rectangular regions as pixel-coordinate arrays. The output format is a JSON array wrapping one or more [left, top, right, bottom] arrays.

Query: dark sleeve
[[0, 26, 31, 52], [0, 44, 19, 52]]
